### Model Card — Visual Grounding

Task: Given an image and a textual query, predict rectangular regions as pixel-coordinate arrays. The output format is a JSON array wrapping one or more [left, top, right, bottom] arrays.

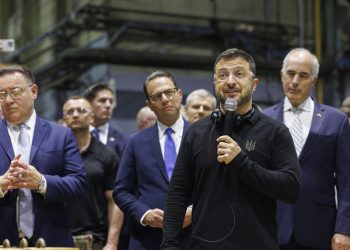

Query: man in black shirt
[[161, 48, 301, 250], [63, 96, 123, 250]]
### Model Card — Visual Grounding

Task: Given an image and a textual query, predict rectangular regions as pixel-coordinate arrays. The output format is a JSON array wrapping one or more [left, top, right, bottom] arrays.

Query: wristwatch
[[37, 175, 46, 193]]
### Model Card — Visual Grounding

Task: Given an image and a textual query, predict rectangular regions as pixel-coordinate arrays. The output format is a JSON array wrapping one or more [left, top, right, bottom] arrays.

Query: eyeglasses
[[149, 88, 177, 102], [215, 69, 253, 82], [63, 107, 91, 116], [0, 85, 33, 101]]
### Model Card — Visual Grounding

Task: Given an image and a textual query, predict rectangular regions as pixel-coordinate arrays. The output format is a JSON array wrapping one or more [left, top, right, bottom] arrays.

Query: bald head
[[136, 106, 157, 130]]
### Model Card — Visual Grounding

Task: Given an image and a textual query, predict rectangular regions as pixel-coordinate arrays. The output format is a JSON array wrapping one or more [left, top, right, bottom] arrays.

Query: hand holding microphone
[[217, 98, 241, 164], [223, 98, 237, 136]]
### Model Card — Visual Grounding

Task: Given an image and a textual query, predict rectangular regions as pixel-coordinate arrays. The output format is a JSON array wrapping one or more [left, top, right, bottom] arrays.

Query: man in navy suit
[[264, 48, 350, 250], [0, 64, 87, 247], [84, 83, 127, 157], [113, 70, 191, 250]]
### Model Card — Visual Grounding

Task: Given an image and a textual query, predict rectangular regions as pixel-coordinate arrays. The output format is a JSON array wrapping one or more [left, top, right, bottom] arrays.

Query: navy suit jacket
[[264, 100, 350, 248], [113, 120, 190, 250], [106, 125, 127, 157], [0, 117, 87, 247]]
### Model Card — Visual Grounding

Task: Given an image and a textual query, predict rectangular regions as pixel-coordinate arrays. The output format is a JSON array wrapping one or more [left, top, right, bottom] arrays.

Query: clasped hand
[[143, 207, 192, 228], [1, 154, 42, 191], [217, 135, 241, 165]]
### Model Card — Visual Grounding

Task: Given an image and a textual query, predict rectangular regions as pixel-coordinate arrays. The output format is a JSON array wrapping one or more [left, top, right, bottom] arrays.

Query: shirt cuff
[[37, 175, 47, 195], [140, 209, 152, 227], [0, 176, 5, 198]]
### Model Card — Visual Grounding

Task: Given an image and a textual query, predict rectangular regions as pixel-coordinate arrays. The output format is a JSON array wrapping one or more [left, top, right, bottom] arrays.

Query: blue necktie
[[17, 124, 34, 239], [164, 128, 176, 180], [92, 127, 100, 141]]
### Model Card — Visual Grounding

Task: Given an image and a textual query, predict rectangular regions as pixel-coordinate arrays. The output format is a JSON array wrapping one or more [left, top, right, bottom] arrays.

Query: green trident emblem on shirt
[[245, 140, 256, 151]]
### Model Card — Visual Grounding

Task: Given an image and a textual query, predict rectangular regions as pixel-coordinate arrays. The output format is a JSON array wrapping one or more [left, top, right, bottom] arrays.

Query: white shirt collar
[[283, 96, 313, 112], [157, 116, 184, 138], [7, 110, 37, 130], [90, 122, 109, 134]]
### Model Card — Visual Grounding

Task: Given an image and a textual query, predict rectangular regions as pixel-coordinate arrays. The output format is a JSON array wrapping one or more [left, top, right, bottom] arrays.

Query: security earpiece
[[211, 108, 223, 124]]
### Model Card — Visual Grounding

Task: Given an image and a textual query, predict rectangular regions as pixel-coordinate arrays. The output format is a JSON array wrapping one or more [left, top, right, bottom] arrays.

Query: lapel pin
[[109, 137, 116, 142], [316, 113, 322, 117]]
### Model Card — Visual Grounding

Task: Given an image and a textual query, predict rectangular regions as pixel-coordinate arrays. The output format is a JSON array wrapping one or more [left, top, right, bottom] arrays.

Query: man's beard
[[72, 126, 90, 133], [218, 87, 253, 108]]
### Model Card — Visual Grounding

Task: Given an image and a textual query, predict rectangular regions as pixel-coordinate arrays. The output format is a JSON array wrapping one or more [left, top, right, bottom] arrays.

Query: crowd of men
[[0, 47, 350, 250]]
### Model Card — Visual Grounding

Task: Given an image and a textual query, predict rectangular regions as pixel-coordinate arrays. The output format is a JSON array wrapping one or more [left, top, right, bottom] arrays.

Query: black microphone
[[223, 98, 237, 136]]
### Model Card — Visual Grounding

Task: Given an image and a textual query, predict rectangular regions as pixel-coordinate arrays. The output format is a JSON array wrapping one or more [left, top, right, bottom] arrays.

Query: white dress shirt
[[5, 110, 46, 195], [140, 116, 184, 226], [283, 96, 314, 150], [157, 116, 184, 159], [90, 122, 109, 145]]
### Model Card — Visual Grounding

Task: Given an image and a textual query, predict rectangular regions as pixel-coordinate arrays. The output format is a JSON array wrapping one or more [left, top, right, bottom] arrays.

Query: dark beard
[[218, 88, 253, 109]]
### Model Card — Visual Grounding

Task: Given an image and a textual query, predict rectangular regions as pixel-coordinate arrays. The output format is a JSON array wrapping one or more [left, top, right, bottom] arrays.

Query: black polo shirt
[[66, 137, 119, 242]]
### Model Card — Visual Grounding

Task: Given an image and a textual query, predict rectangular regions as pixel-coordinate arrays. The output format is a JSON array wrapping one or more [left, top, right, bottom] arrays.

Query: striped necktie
[[16, 124, 34, 239], [289, 107, 303, 157]]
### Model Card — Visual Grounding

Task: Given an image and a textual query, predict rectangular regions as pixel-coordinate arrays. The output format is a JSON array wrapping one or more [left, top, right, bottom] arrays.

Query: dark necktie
[[290, 107, 303, 157], [164, 128, 176, 180], [92, 127, 100, 141], [17, 124, 34, 238]]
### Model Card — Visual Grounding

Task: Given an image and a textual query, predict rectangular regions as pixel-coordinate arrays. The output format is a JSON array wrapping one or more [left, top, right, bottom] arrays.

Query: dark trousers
[[92, 239, 104, 250], [117, 234, 130, 250], [280, 235, 331, 250]]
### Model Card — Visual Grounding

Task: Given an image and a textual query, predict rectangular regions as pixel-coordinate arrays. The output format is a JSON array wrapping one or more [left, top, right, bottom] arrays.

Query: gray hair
[[185, 89, 217, 109], [282, 48, 319, 79]]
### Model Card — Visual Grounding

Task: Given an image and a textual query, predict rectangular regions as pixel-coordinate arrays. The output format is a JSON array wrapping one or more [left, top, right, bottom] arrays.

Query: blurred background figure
[[136, 106, 157, 130], [56, 118, 66, 126], [340, 96, 350, 124], [84, 83, 127, 158], [184, 89, 216, 124]]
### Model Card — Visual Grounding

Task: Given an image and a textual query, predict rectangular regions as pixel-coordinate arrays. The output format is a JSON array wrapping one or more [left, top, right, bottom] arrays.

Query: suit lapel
[[30, 117, 48, 163], [0, 120, 15, 160], [182, 119, 190, 139], [107, 127, 117, 146], [271, 102, 284, 121], [299, 102, 324, 160], [148, 125, 169, 183], [148, 120, 189, 183]]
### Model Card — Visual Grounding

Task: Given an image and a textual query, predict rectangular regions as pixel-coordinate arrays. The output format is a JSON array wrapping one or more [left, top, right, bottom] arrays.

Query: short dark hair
[[0, 64, 35, 85], [214, 48, 256, 76], [83, 82, 114, 102], [143, 70, 177, 99]]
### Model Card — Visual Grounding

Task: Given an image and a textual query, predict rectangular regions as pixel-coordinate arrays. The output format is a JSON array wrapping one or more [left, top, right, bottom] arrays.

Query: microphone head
[[224, 98, 237, 112]]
